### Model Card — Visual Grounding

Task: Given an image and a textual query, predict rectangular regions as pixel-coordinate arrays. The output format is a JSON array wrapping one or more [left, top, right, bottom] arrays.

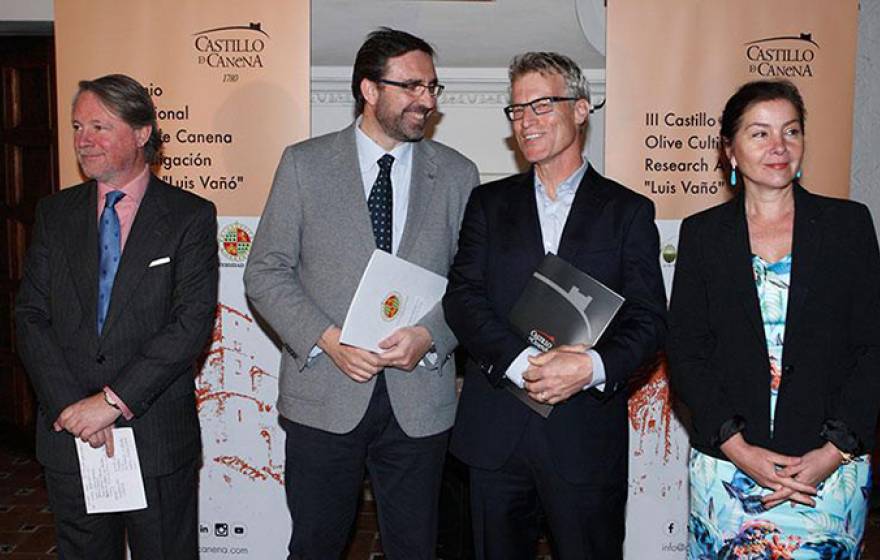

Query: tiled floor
[[0, 437, 876, 559], [0, 449, 56, 559]]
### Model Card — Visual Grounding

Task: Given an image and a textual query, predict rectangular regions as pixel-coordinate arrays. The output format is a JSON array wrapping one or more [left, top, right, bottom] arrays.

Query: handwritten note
[[75, 427, 147, 514]]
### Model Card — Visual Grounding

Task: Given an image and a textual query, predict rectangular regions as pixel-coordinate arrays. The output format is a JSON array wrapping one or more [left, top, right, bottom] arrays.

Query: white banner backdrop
[[197, 217, 288, 558], [625, 219, 689, 558]]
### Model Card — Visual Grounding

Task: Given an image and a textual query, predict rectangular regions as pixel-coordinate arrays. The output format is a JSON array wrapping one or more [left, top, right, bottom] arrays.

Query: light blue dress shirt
[[505, 159, 607, 392]]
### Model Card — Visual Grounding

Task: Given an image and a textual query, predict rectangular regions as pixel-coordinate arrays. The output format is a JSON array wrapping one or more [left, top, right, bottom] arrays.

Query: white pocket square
[[149, 257, 171, 268]]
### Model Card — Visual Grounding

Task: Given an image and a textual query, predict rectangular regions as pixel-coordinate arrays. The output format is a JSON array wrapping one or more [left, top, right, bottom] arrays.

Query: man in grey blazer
[[244, 28, 478, 560], [15, 74, 218, 559]]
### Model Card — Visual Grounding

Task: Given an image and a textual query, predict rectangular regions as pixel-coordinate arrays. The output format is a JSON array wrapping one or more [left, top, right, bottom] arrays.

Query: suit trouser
[[281, 374, 448, 560], [44, 458, 199, 560], [468, 415, 627, 560]]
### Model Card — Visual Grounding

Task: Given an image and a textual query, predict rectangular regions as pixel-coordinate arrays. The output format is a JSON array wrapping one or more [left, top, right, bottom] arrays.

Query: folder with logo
[[506, 253, 624, 416], [340, 250, 447, 353]]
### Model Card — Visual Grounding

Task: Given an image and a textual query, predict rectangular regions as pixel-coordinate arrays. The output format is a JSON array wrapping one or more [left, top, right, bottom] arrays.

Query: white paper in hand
[[340, 250, 447, 352], [75, 427, 147, 514]]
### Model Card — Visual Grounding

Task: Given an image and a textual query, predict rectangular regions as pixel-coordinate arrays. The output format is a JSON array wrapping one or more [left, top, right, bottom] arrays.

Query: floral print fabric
[[688, 254, 871, 559]]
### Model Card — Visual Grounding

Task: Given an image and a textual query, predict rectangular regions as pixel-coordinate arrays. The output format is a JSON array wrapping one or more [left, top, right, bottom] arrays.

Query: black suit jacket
[[668, 185, 880, 459], [15, 175, 218, 476], [444, 165, 667, 485]]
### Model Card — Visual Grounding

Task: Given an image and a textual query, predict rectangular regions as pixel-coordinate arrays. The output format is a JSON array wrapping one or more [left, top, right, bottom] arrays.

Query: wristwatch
[[103, 388, 121, 410]]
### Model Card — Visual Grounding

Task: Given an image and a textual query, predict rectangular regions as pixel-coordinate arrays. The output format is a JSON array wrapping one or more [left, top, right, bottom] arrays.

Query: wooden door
[[0, 35, 58, 440]]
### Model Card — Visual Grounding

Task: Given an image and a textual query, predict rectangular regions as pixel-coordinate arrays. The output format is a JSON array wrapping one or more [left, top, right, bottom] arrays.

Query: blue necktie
[[368, 154, 394, 253], [97, 190, 125, 333]]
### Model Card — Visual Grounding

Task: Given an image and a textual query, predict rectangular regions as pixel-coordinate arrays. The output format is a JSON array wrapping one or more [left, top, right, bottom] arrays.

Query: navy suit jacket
[[16, 175, 218, 476], [444, 165, 667, 485]]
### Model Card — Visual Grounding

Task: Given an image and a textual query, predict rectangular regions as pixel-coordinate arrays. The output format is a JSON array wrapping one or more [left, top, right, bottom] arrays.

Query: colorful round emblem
[[381, 293, 402, 321], [219, 222, 254, 262]]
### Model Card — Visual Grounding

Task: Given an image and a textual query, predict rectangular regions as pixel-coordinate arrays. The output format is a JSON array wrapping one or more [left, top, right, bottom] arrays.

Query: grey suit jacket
[[15, 175, 218, 476], [244, 124, 479, 437]]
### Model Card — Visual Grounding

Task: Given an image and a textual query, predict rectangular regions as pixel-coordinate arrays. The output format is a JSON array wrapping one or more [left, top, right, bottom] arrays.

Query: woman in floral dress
[[669, 80, 879, 559]]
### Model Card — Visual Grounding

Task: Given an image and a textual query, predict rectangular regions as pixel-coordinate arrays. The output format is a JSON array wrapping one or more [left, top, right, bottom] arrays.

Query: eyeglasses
[[377, 79, 445, 98], [503, 96, 579, 122]]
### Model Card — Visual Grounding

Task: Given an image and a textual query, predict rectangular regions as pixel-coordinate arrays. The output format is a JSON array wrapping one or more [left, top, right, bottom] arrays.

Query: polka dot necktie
[[368, 154, 394, 253], [97, 190, 125, 334]]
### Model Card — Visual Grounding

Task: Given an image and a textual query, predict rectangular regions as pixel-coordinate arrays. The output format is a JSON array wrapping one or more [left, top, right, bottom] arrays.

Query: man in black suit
[[15, 74, 218, 560], [443, 52, 667, 559]]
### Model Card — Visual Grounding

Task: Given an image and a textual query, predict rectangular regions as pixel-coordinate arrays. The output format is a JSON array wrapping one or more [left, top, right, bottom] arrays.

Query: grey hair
[[508, 52, 590, 104]]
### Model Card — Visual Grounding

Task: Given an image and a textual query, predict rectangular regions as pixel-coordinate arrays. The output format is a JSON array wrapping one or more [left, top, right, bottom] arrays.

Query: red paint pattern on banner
[[259, 429, 284, 484], [199, 390, 273, 413], [197, 304, 275, 415], [249, 365, 274, 391], [197, 303, 283, 486], [630, 473, 685, 497], [628, 359, 674, 463], [215, 455, 268, 481]]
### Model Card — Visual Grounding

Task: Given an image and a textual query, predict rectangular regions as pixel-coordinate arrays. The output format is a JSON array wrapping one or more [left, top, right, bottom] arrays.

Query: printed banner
[[606, 1, 859, 557], [607, 0, 858, 219], [54, 1, 309, 557]]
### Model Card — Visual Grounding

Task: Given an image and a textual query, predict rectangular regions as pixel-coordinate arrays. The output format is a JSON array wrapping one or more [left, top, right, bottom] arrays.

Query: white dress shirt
[[505, 158, 607, 392], [355, 119, 414, 255]]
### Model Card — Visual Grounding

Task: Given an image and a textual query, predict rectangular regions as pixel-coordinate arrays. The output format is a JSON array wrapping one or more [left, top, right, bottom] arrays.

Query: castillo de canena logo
[[744, 33, 818, 79], [192, 22, 269, 70], [380, 293, 402, 321], [219, 222, 253, 263]]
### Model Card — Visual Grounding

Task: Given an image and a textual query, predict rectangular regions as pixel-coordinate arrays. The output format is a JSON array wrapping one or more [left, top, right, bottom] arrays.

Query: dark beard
[[376, 103, 431, 143]]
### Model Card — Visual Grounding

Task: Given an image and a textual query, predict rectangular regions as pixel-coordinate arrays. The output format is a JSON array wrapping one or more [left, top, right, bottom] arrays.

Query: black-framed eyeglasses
[[503, 96, 579, 122], [377, 79, 445, 98]]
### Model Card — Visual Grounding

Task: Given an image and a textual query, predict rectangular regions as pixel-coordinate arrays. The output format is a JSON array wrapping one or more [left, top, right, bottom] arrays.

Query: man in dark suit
[[244, 28, 478, 559], [15, 74, 218, 560], [443, 52, 667, 559]]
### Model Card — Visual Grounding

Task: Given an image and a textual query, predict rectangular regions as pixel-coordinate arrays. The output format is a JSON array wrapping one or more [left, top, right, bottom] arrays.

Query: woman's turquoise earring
[[730, 166, 737, 186], [796, 169, 802, 179]]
